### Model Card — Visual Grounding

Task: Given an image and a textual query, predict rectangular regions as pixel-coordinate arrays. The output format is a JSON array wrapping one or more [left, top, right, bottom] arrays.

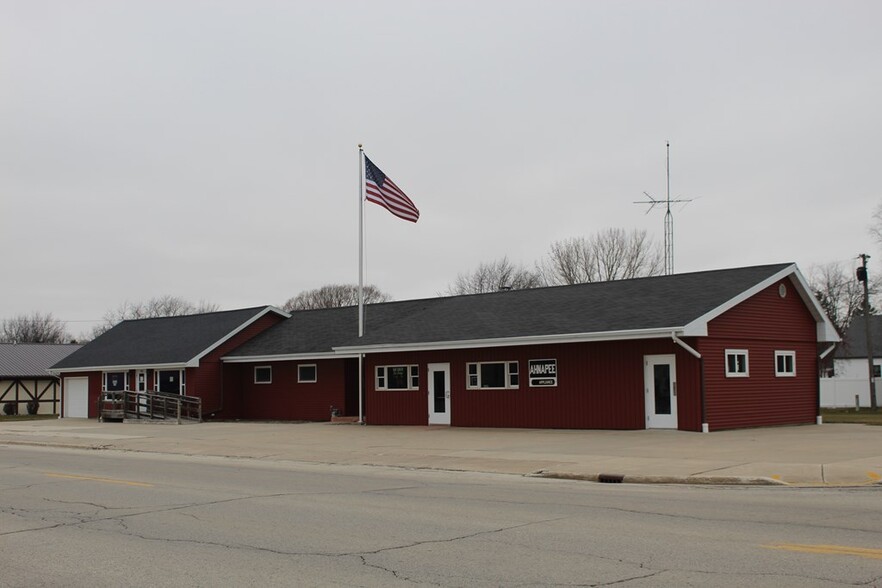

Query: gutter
[[816, 343, 837, 425], [819, 343, 837, 360], [671, 332, 709, 434], [334, 327, 688, 355]]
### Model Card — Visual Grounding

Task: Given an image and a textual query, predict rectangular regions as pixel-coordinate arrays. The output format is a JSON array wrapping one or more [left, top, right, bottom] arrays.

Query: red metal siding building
[[52, 307, 288, 419], [364, 341, 703, 430], [54, 264, 839, 432], [698, 279, 820, 430]]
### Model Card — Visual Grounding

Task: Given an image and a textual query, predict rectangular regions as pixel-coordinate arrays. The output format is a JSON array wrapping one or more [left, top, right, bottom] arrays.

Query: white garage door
[[63, 377, 89, 418]]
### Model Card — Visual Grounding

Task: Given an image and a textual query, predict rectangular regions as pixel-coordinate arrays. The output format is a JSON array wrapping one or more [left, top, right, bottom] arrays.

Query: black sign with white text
[[528, 359, 557, 387]]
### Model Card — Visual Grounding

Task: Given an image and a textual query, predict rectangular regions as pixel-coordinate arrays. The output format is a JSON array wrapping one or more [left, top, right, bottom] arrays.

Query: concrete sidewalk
[[2, 418, 881, 487]]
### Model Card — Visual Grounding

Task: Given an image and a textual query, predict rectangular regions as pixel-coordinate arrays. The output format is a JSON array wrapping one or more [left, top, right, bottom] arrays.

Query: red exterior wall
[[365, 340, 703, 430], [189, 312, 286, 418], [698, 279, 819, 430], [226, 359, 351, 421]]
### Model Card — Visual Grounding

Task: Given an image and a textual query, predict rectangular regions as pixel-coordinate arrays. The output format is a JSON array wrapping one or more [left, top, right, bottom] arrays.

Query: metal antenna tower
[[634, 142, 692, 275]]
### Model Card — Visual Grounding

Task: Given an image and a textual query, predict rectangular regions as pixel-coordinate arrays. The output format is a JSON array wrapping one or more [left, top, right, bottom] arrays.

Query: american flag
[[364, 155, 420, 223]]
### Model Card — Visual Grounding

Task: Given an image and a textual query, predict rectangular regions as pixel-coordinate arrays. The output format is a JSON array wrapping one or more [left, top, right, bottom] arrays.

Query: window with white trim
[[103, 371, 128, 391], [158, 369, 186, 394], [254, 366, 272, 384], [298, 364, 317, 383], [725, 350, 749, 377], [376, 365, 419, 390], [467, 361, 519, 389], [775, 351, 796, 377]]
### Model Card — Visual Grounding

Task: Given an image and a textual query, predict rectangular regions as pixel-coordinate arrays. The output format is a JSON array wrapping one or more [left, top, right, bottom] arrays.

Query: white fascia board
[[222, 352, 358, 363], [186, 306, 290, 368], [682, 264, 798, 334], [681, 264, 840, 344], [50, 362, 189, 375], [786, 269, 841, 343], [332, 327, 685, 355]]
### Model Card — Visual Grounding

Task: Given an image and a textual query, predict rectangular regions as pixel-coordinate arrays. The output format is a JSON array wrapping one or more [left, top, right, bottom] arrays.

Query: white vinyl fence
[[820, 378, 877, 408]]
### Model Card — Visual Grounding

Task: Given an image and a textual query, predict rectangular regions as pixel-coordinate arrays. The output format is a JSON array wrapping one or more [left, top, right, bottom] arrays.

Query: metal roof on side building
[[0, 344, 82, 378]]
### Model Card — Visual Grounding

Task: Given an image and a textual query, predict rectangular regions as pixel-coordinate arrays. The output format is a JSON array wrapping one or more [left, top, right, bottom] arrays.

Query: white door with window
[[63, 377, 89, 418], [428, 363, 451, 425], [644, 355, 677, 429]]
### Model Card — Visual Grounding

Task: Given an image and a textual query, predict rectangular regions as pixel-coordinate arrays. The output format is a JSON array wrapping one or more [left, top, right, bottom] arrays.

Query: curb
[[531, 471, 788, 486]]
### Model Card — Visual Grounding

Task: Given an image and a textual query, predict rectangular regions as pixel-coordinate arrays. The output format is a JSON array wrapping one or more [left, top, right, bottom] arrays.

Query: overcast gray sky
[[2, 0, 880, 337]]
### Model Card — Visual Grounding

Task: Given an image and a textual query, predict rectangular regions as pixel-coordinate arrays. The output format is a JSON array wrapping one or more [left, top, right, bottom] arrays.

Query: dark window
[[480, 363, 506, 388], [298, 364, 317, 383], [376, 365, 418, 390], [775, 352, 795, 376], [254, 366, 272, 384], [104, 372, 126, 391], [725, 350, 749, 377], [467, 362, 519, 389], [159, 370, 183, 393]]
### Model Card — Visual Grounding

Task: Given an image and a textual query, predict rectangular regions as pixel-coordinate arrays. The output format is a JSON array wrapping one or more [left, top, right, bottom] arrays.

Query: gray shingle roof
[[229, 263, 805, 358], [53, 307, 280, 370], [834, 315, 882, 359], [228, 299, 435, 357], [0, 344, 82, 378]]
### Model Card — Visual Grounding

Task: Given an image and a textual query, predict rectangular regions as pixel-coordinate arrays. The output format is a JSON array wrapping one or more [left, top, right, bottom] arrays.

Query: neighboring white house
[[822, 315, 881, 408]]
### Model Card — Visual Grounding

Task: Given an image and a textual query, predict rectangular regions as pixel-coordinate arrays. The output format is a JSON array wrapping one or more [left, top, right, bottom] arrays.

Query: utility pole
[[857, 253, 878, 410]]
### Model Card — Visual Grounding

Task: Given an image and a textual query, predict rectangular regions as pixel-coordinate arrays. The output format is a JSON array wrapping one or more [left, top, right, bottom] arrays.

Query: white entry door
[[644, 355, 677, 429], [427, 363, 451, 425], [63, 377, 89, 418]]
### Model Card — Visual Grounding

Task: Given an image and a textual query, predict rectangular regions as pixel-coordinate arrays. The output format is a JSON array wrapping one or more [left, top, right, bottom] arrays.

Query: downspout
[[671, 332, 708, 433], [817, 343, 837, 425]]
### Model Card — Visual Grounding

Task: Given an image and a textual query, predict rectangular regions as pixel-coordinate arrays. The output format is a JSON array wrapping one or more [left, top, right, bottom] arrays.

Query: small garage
[[62, 376, 90, 418]]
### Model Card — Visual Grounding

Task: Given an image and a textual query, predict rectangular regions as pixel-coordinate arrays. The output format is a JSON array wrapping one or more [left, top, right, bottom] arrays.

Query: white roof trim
[[333, 327, 684, 354], [186, 306, 290, 367], [681, 264, 840, 343], [50, 362, 188, 375], [222, 352, 359, 363]]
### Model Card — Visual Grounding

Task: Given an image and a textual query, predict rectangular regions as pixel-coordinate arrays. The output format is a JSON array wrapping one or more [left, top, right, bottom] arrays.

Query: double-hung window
[[376, 365, 419, 390], [775, 351, 796, 377], [466, 361, 519, 389], [725, 350, 749, 377]]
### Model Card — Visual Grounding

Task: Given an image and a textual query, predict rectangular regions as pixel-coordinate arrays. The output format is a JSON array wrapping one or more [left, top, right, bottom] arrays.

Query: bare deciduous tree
[[445, 257, 543, 295], [0, 312, 71, 344], [540, 228, 663, 285], [282, 284, 391, 312], [92, 296, 220, 338], [870, 202, 882, 247], [808, 262, 876, 336]]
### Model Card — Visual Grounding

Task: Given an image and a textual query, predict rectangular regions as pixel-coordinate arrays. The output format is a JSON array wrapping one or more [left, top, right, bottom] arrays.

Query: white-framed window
[[725, 350, 749, 377], [298, 364, 317, 383], [467, 361, 519, 389], [103, 371, 128, 391], [775, 351, 796, 377], [254, 366, 272, 384], [158, 369, 186, 394], [376, 365, 419, 390]]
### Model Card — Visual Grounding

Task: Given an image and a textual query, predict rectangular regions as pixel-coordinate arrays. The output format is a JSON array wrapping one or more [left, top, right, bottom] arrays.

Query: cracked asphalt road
[[2, 445, 881, 587]]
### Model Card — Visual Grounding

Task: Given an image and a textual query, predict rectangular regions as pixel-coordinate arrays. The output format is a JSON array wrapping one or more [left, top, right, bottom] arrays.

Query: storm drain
[[597, 473, 625, 484]]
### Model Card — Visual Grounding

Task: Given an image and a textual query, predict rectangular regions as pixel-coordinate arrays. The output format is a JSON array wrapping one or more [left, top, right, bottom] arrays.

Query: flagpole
[[357, 144, 365, 424]]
